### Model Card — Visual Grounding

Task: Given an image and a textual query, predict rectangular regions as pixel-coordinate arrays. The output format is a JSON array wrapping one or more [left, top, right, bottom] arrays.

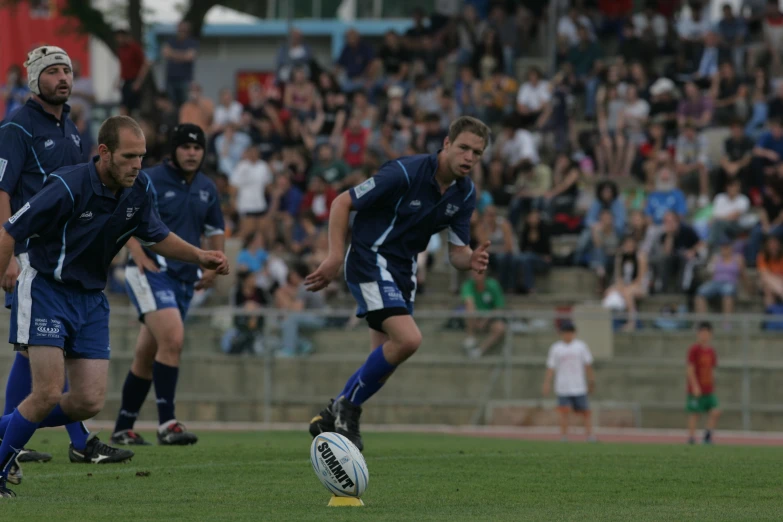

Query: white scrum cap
[[24, 46, 72, 95]]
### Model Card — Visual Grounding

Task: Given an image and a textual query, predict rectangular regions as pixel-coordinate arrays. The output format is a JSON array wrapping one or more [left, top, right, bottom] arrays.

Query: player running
[[306, 116, 491, 451], [0, 116, 229, 498], [111, 124, 225, 446], [0, 46, 127, 476]]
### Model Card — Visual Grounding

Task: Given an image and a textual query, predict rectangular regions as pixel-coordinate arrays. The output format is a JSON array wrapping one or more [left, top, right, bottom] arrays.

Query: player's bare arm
[[125, 237, 160, 274], [196, 232, 226, 290], [0, 191, 19, 292], [0, 227, 16, 282], [305, 191, 353, 292], [147, 233, 229, 275], [448, 240, 490, 274]]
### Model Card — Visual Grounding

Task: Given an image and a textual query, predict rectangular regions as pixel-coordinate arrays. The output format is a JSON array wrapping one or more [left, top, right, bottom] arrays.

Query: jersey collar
[[428, 151, 466, 193], [25, 98, 72, 125]]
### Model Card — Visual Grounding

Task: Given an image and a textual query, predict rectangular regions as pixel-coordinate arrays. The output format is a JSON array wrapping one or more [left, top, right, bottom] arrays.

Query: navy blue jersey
[[4, 158, 170, 291], [128, 161, 224, 284], [0, 100, 82, 255], [345, 153, 475, 301]]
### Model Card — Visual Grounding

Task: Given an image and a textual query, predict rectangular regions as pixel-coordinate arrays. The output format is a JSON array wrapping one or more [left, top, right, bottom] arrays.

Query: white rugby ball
[[310, 432, 369, 498]]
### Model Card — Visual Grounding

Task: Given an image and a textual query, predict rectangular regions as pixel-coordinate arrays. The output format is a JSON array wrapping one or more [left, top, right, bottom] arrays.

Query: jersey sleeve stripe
[[30, 147, 45, 176], [50, 174, 75, 203], [0, 122, 32, 137], [395, 160, 411, 187]]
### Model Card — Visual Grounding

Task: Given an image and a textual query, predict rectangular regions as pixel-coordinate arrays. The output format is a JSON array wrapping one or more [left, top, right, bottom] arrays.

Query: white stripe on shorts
[[359, 282, 384, 312], [125, 266, 158, 315], [15, 263, 38, 345]]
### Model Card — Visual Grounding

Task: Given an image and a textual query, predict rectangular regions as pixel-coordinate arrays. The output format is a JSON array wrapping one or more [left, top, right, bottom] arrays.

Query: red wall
[[0, 0, 90, 114]]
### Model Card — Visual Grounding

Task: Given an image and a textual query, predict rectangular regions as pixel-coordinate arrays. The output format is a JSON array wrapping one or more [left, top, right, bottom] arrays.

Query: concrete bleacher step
[[613, 331, 782, 362]]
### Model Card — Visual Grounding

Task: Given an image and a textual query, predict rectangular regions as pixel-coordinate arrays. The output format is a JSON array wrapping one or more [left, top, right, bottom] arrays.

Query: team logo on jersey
[[409, 200, 421, 209], [71, 134, 81, 147], [164, 191, 176, 199], [353, 178, 376, 199], [79, 211, 93, 221], [199, 190, 210, 203], [44, 139, 55, 149], [445, 204, 460, 217], [126, 207, 140, 219]]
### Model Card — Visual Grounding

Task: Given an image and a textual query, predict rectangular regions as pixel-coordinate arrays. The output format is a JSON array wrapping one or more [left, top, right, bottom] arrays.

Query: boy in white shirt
[[542, 321, 596, 441]]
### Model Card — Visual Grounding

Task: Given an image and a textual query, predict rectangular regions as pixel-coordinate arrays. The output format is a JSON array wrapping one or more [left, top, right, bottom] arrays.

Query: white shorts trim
[[125, 266, 158, 315], [15, 263, 38, 345]]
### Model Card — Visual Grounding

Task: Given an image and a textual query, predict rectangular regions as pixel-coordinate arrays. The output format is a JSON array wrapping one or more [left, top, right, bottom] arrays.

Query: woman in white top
[[211, 88, 244, 135], [230, 145, 274, 239], [515, 67, 551, 128], [615, 85, 650, 177]]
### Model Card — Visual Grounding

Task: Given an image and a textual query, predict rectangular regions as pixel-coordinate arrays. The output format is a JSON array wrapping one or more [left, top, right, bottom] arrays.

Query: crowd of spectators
[[8, 0, 783, 354]]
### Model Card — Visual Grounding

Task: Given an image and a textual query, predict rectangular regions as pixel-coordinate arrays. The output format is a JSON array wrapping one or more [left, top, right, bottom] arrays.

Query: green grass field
[[2, 430, 782, 521]]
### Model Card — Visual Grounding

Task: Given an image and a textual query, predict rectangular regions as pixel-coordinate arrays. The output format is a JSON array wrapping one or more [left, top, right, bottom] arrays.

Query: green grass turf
[[2, 430, 782, 521]]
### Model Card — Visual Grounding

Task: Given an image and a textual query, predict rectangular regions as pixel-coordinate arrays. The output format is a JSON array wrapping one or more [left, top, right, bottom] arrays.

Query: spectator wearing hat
[[542, 321, 596, 442], [649, 77, 679, 138]]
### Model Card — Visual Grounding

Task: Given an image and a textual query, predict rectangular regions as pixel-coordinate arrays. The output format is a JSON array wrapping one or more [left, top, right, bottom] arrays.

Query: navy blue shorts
[[125, 267, 194, 322], [346, 279, 415, 333], [9, 267, 110, 359], [558, 395, 590, 412]]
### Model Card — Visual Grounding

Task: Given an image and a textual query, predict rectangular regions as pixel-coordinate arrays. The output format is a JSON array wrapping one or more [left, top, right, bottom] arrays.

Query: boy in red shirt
[[686, 322, 721, 444]]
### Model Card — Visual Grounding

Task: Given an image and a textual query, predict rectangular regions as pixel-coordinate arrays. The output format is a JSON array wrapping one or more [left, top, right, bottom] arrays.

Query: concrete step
[[613, 331, 781, 362]]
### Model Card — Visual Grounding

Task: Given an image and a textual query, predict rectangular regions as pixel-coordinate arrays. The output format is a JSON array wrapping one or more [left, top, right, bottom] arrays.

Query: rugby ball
[[310, 432, 369, 498]]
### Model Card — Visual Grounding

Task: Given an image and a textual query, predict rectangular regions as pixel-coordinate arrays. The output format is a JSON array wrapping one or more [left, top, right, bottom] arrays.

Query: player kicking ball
[[306, 116, 491, 451], [0, 116, 229, 498], [111, 124, 224, 447]]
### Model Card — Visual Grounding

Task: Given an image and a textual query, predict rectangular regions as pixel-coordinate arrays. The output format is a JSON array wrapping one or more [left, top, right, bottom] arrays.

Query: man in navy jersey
[[111, 124, 225, 446], [306, 116, 491, 450], [0, 116, 229, 498], [0, 46, 123, 473]]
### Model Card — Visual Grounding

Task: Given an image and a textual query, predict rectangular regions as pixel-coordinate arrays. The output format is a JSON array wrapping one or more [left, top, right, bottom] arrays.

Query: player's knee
[[396, 330, 422, 358], [33, 387, 63, 411], [74, 395, 105, 418], [158, 333, 184, 357]]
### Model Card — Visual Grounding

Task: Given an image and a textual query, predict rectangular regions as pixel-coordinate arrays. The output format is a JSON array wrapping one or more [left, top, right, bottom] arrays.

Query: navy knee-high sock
[[153, 362, 179, 426], [0, 410, 39, 482], [3, 353, 31, 415], [114, 370, 153, 433], [338, 345, 397, 406]]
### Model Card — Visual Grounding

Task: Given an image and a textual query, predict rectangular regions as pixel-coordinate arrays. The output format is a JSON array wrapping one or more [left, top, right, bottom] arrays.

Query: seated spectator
[[377, 30, 411, 91], [762, 0, 783, 76], [336, 28, 377, 93], [651, 211, 706, 293], [236, 231, 269, 276], [632, 0, 668, 51], [596, 83, 626, 177], [283, 66, 317, 121], [460, 270, 507, 359], [309, 143, 350, 189], [340, 114, 370, 169], [746, 185, 783, 266], [471, 28, 505, 79], [628, 62, 652, 101], [619, 21, 655, 65], [216, 123, 252, 177], [438, 88, 461, 129], [675, 123, 710, 208], [677, 3, 712, 61], [211, 87, 244, 135], [752, 117, 783, 189], [517, 209, 552, 293], [255, 117, 284, 161], [455, 65, 482, 117], [757, 235, 783, 307], [714, 119, 754, 195], [576, 180, 626, 265], [649, 78, 680, 139], [507, 160, 552, 227], [557, 6, 595, 47], [604, 236, 649, 331], [310, 88, 347, 148], [716, 4, 748, 72], [588, 209, 621, 287], [381, 85, 414, 131], [351, 90, 378, 131], [515, 66, 551, 129], [477, 205, 517, 291], [416, 112, 449, 155], [695, 239, 747, 319], [230, 144, 272, 238], [274, 263, 325, 357], [227, 272, 267, 355], [615, 85, 650, 176], [299, 175, 337, 226], [692, 32, 720, 88], [645, 166, 688, 226], [290, 211, 319, 257], [282, 142, 311, 191], [479, 68, 518, 125], [546, 156, 581, 233], [267, 173, 303, 246], [408, 74, 442, 118], [636, 121, 674, 186], [709, 178, 751, 248], [710, 62, 747, 126], [627, 209, 657, 256], [678, 81, 713, 130], [369, 121, 410, 162], [746, 67, 771, 138]]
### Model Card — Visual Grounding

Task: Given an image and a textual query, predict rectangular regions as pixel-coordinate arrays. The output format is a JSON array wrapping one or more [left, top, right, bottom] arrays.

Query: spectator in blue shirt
[[237, 231, 269, 274], [162, 21, 199, 108], [645, 166, 687, 226], [336, 29, 377, 93], [0, 116, 228, 498]]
